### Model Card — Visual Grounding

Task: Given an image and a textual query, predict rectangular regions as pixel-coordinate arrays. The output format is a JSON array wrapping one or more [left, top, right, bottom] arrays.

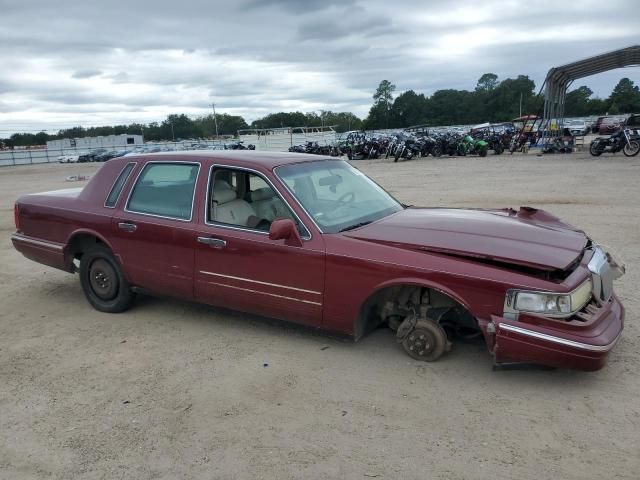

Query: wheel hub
[[406, 331, 434, 357], [88, 258, 118, 300]]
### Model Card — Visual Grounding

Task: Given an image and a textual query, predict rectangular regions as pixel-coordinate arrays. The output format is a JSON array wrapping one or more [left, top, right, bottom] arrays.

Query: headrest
[[250, 187, 275, 202], [214, 179, 232, 190], [213, 188, 237, 204]]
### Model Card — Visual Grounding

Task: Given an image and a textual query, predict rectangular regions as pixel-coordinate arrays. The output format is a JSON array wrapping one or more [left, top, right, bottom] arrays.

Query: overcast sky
[[0, 0, 638, 135]]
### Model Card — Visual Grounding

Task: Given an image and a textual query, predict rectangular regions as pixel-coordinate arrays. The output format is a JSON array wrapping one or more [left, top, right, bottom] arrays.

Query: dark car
[[625, 114, 640, 134], [592, 116, 609, 134], [599, 116, 627, 135], [11, 152, 626, 370], [78, 148, 108, 163], [94, 150, 124, 162]]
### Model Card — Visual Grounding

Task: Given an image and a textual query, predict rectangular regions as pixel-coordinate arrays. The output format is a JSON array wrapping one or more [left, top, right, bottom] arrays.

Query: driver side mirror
[[269, 218, 303, 247]]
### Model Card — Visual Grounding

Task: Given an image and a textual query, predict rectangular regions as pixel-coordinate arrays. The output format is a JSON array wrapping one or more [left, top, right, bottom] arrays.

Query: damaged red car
[[12, 152, 626, 370]]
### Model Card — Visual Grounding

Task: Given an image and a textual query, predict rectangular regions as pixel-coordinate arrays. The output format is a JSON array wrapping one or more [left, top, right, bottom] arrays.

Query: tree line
[[3, 76, 638, 148], [363, 75, 639, 129]]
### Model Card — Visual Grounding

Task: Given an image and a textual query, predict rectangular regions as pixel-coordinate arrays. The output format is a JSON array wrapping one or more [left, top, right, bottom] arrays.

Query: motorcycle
[[484, 132, 505, 154], [417, 134, 442, 157], [392, 134, 422, 162], [226, 142, 255, 150], [436, 132, 462, 156], [459, 135, 488, 157], [590, 128, 640, 157]]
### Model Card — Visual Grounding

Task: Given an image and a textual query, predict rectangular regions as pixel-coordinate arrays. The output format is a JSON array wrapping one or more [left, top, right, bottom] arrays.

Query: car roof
[[114, 150, 336, 170]]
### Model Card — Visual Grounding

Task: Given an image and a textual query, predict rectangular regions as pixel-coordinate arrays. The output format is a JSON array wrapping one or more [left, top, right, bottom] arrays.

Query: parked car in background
[[564, 120, 589, 136], [599, 116, 627, 135], [93, 150, 118, 162], [57, 154, 80, 163], [625, 114, 640, 134], [592, 116, 609, 133], [78, 149, 108, 163], [11, 152, 626, 371], [124, 147, 149, 157], [94, 150, 129, 162]]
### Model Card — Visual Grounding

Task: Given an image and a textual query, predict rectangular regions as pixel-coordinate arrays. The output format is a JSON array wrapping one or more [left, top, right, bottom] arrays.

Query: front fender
[[366, 276, 474, 313], [351, 276, 479, 341]]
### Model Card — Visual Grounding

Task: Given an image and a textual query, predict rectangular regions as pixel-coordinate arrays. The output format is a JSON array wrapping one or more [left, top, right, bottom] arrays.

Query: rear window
[[105, 163, 135, 208], [127, 162, 199, 220]]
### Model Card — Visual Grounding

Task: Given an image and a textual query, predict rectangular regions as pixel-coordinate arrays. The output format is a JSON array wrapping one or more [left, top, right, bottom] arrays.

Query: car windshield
[[275, 159, 403, 233]]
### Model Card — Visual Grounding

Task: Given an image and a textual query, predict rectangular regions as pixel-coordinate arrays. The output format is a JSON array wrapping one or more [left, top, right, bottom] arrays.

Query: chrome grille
[[588, 247, 613, 302]]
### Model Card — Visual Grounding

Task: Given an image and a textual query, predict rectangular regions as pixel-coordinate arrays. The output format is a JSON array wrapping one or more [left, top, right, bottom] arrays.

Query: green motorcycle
[[458, 135, 488, 157]]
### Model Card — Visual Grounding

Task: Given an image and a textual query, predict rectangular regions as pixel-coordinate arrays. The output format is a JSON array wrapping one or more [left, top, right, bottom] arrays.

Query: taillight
[[14, 203, 20, 231]]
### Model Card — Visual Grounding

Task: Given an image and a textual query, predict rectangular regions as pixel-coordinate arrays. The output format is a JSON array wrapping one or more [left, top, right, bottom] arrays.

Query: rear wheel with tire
[[80, 245, 135, 313]]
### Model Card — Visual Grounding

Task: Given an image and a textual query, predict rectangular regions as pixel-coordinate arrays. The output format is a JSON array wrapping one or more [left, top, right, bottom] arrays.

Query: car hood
[[344, 207, 588, 271]]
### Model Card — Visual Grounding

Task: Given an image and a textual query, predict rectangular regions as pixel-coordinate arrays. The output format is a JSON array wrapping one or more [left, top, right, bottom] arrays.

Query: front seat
[[250, 188, 290, 222], [212, 186, 257, 227]]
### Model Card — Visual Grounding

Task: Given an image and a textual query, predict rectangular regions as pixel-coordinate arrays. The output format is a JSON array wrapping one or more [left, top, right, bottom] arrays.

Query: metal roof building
[[541, 45, 640, 145]]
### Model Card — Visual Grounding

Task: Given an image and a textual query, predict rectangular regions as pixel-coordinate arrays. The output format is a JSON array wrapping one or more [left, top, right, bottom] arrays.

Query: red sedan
[[12, 152, 626, 370]]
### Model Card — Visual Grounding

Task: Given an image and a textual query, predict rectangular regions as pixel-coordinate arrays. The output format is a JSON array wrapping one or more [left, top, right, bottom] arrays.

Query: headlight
[[514, 292, 572, 314], [507, 280, 592, 317]]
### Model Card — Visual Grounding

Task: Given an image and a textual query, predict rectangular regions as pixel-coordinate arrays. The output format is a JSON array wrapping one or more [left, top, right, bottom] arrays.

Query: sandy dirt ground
[[1, 152, 639, 480]]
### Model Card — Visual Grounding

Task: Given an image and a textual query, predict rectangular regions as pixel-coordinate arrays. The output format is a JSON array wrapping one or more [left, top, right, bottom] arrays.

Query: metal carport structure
[[540, 45, 640, 146]]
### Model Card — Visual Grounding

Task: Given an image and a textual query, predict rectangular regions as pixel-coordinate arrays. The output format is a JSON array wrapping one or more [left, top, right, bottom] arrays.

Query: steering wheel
[[337, 191, 356, 205]]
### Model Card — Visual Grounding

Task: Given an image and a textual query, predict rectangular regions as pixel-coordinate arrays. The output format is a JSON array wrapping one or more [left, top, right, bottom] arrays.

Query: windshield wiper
[[338, 221, 373, 232]]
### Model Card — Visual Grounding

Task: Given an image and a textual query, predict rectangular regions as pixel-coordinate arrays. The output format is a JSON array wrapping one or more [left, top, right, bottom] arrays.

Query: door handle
[[197, 236, 227, 248], [118, 222, 137, 232]]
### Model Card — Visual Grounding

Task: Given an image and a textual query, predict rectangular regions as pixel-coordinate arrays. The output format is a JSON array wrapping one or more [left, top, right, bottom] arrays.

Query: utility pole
[[170, 121, 175, 142], [212, 103, 219, 138], [519, 92, 523, 118]]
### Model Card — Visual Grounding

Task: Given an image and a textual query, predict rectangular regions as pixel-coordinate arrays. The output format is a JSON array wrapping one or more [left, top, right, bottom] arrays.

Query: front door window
[[208, 167, 306, 236]]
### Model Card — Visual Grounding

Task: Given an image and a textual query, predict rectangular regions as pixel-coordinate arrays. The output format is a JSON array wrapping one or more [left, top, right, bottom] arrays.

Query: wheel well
[[354, 284, 480, 341], [65, 234, 105, 269]]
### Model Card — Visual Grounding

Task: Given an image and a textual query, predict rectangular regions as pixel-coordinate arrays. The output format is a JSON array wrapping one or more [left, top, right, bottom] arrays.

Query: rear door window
[[127, 162, 199, 220]]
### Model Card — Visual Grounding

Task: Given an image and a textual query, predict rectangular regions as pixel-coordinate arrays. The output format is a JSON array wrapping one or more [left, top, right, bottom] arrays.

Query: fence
[[238, 126, 337, 152], [0, 140, 226, 167]]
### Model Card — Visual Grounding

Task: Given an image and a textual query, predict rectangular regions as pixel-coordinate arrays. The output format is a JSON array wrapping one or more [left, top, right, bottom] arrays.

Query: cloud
[[296, 6, 398, 41], [0, 0, 638, 134], [72, 69, 103, 79], [242, 0, 356, 12]]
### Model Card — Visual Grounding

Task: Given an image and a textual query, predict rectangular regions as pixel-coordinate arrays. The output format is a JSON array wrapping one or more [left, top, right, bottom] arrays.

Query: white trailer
[[47, 134, 143, 151]]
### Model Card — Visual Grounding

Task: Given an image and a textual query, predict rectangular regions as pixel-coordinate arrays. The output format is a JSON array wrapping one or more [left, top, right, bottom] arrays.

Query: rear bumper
[[11, 233, 71, 272], [492, 294, 624, 371]]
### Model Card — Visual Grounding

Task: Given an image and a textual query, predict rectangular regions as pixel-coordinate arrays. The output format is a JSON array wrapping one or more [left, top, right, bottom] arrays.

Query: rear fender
[[64, 228, 118, 267]]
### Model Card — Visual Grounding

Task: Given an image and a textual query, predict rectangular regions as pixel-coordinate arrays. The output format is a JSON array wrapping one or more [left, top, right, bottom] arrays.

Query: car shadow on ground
[[130, 292, 603, 385], [29, 279, 604, 388]]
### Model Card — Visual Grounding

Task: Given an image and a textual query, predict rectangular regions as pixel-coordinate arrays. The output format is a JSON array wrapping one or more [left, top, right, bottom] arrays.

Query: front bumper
[[491, 294, 625, 371]]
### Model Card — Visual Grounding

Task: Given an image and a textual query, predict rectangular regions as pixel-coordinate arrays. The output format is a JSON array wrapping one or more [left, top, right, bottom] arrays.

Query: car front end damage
[[490, 245, 626, 370]]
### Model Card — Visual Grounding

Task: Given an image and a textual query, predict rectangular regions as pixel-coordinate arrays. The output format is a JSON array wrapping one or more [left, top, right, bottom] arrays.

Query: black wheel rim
[[89, 258, 118, 300], [405, 329, 436, 358]]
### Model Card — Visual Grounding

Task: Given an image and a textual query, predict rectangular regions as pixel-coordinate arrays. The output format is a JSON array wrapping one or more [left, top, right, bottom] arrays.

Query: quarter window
[[127, 162, 199, 220], [105, 163, 135, 208]]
